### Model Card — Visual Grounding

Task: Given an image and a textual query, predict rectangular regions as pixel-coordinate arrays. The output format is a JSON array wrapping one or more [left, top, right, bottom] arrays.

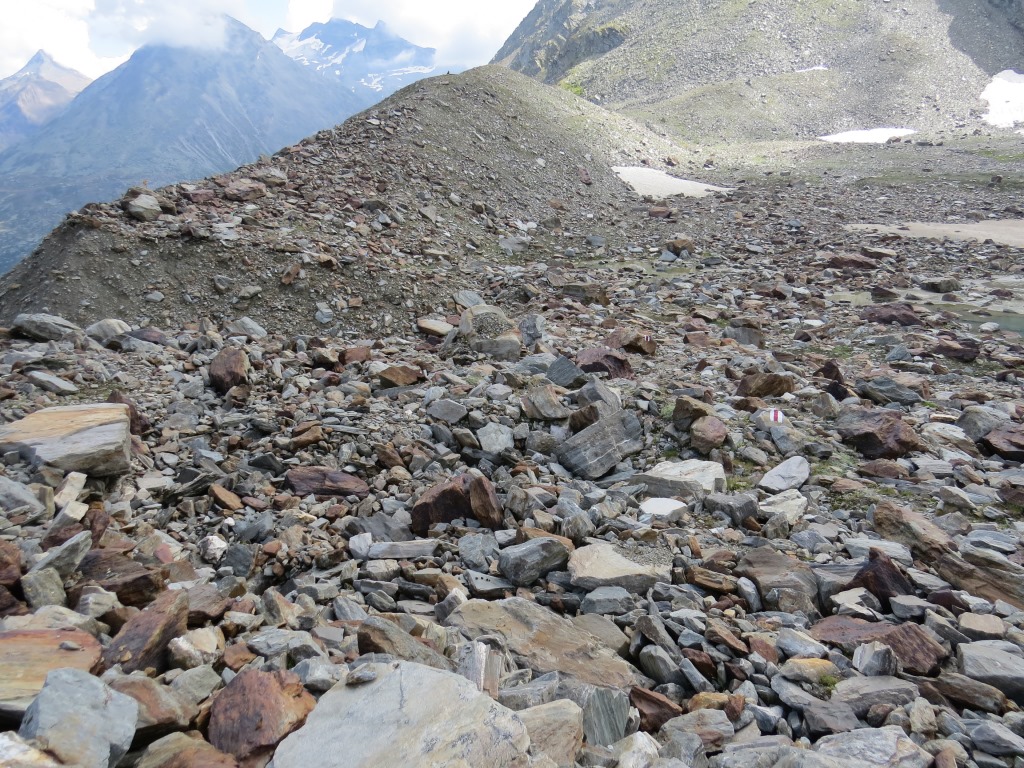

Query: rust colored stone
[[101, 590, 188, 674], [284, 467, 369, 499], [630, 686, 682, 732], [208, 669, 315, 768], [71, 550, 166, 607], [137, 732, 240, 768], [209, 348, 250, 395]]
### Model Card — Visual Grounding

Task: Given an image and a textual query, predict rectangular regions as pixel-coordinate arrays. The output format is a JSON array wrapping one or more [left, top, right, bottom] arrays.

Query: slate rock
[[831, 676, 919, 717], [556, 410, 643, 480], [759, 456, 810, 493], [272, 662, 530, 768], [12, 313, 82, 341], [19, 668, 138, 768], [0, 404, 132, 476], [634, 460, 726, 498], [498, 538, 571, 586], [959, 643, 1024, 704], [813, 725, 931, 767], [444, 598, 644, 690], [357, 616, 454, 671], [0, 476, 45, 517], [569, 544, 671, 593]]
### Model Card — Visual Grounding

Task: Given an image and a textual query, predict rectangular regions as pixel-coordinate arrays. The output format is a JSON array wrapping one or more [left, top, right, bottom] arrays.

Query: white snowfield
[[819, 128, 916, 144], [982, 69, 1024, 132]]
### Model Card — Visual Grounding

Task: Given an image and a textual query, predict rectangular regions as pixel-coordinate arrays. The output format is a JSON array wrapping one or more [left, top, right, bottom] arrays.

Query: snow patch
[[819, 128, 916, 144], [796, 65, 829, 73], [982, 70, 1024, 130], [612, 167, 733, 198]]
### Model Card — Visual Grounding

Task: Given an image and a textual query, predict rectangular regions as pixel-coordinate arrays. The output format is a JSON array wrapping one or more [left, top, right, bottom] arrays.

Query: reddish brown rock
[[631, 686, 683, 732], [735, 373, 797, 398], [835, 406, 921, 459], [107, 390, 151, 435], [0, 585, 26, 617], [690, 416, 728, 455], [377, 365, 422, 388], [576, 346, 634, 379], [0, 629, 102, 718], [137, 732, 240, 768], [828, 254, 877, 270], [101, 590, 189, 674], [223, 179, 267, 202], [209, 669, 314, 768], [844, 549, 915, 610], [860, 303, 923, 327], [0, 540, 22, 587], [858, 460, 910, 480], [933, 338, 980, 362], [108, 674, 197, 738], [982, 424, 1024, 462], [411, 475, 472, 536], [71, 550, 166, 607], [284, 467, 369, 499], [671, 396, 716, 429], [809, 616, 947, 674], [469, 475, 505, 530], [187, 583, 233, 626], [604, 328, 657, 356], [208, 348, 250, 395]]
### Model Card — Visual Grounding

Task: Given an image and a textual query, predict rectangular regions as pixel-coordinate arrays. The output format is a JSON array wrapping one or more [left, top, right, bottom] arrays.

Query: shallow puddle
[[847, 220, 1024, 248], [612, 167, 732, 198]]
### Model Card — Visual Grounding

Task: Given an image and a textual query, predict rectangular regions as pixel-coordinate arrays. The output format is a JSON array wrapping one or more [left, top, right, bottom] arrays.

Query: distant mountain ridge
[[274, 18, 438, 99], [0, 51, 90, 152], [494, 0, 1024, 143], [0, 16, 444, 275]]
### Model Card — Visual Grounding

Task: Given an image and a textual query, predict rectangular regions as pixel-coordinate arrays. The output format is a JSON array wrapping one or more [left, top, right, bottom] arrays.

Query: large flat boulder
[[0, 404, 132, 476], [271, 662, 530, 768], [556, 410, 643, 479], [444, 598, 645, 690], [0, 629, 102, 719], [634, 460, 726, 499], [568, 544, 670, 593]]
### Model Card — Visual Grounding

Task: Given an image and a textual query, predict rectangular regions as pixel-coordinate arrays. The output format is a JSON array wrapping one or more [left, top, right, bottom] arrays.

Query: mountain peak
[[9, 50, 91, 93]]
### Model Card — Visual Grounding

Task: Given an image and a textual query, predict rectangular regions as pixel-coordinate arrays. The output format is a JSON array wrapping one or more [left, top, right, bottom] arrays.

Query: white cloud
[[330, 0, 534, 68], [0, 0, 124, 79], [0, 0, 536, 80]]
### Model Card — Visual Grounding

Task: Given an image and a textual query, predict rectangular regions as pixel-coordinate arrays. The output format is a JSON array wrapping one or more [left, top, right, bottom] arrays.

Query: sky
[[0, 0, 537, 80]]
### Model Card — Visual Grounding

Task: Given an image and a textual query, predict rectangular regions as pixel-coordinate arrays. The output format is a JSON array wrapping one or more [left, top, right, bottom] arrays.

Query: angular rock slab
[[634, 460, 726, 499], [0, 404, 132, 476], [813, 725, 931, 767], [18, 667, 138, 768], [569, 544, 670, 593], [272, 662, 531, 768], [556, 410, 642, 480], [0, 629, 102, 718], [0, 732, 65, 767], [445, 598, 645, 690], [209, 669, 314, 767], [136, 732, 240, 768]]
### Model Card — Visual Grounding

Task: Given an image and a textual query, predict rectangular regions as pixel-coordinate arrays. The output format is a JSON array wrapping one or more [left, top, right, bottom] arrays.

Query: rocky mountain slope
[[0, 56, 1023, 767], [274, 18, 438, 102], [493, 0, 1024, 143], [0, 65, 685, 335], [0, 51, 90, 153]]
